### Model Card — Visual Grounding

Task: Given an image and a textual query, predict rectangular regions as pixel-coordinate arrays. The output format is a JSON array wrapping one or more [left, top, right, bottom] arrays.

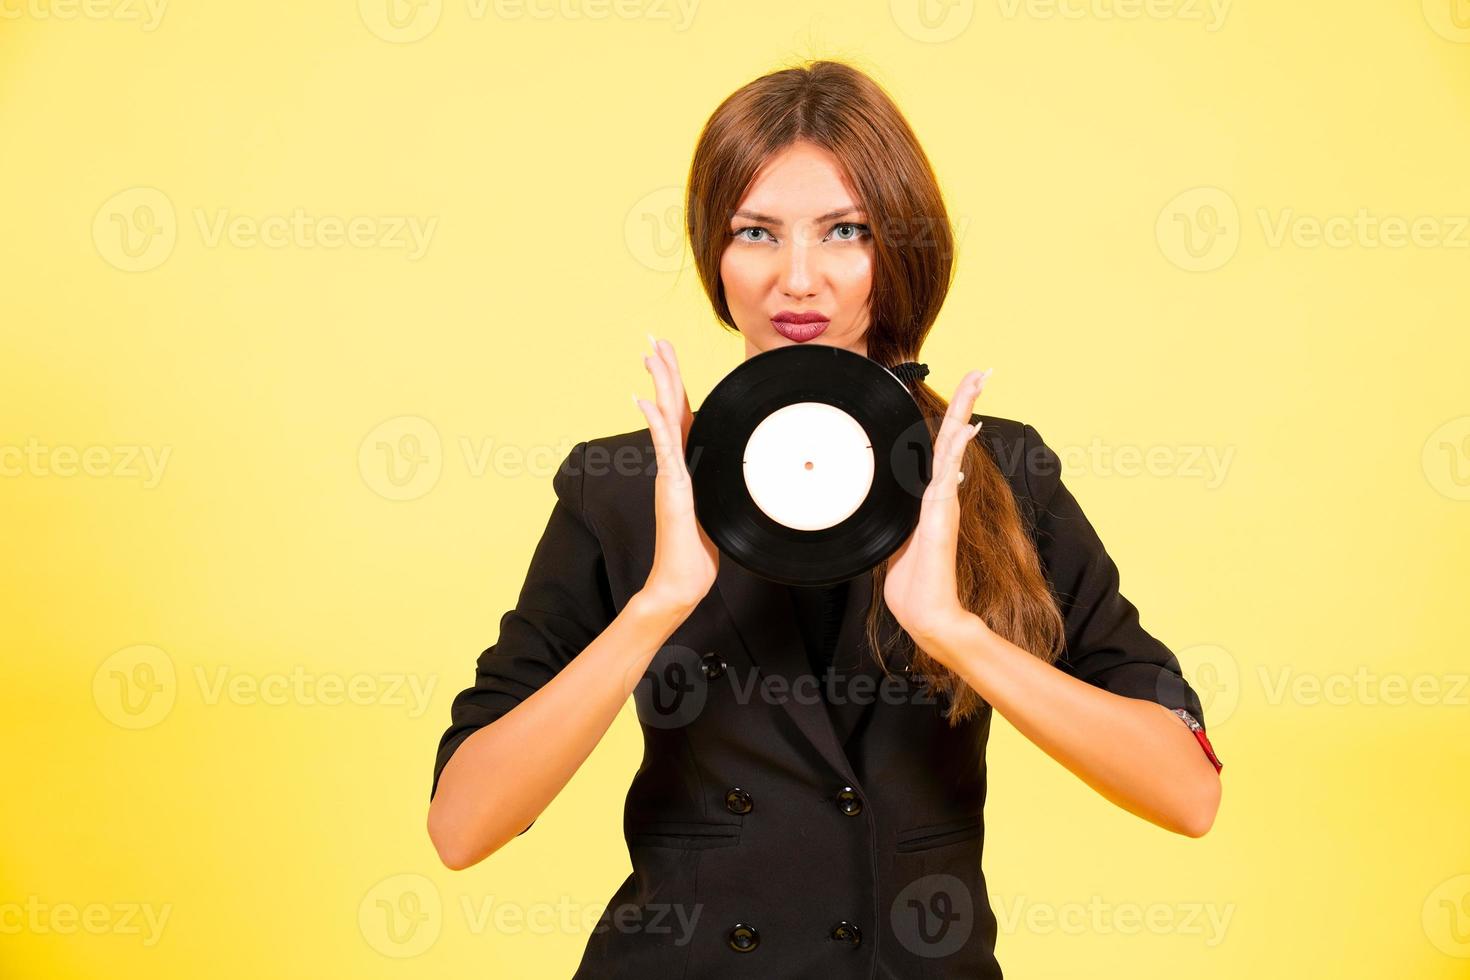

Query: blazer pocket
[[895, 813, 984, 853], [627, 819, 742, 850]]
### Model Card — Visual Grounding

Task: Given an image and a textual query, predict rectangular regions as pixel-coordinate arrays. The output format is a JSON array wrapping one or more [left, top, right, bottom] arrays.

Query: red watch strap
[[1171, 708, 1223, 773]]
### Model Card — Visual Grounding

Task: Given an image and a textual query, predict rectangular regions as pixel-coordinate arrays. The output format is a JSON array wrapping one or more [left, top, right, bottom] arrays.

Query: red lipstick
[[771, 310, 830, 343]]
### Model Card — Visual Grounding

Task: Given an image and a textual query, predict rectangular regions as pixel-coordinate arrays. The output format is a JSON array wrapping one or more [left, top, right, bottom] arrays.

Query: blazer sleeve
[[1022, 423, 1222, 772], [430, 440, 619, 817]]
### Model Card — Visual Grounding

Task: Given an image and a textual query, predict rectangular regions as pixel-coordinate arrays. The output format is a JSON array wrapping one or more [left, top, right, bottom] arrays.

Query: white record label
[[741, 402, 874, 531]]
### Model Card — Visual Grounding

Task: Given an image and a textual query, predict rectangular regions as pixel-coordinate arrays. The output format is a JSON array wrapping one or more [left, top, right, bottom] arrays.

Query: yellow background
[[3, 0, 1468, 976]]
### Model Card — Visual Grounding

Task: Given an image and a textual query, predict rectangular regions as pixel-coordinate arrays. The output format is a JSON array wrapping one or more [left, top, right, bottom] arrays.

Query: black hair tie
[[891, 361, 929, 385]]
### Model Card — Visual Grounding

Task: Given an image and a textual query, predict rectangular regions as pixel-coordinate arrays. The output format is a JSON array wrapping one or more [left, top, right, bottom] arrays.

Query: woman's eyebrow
[[731, 206, 864, 226]]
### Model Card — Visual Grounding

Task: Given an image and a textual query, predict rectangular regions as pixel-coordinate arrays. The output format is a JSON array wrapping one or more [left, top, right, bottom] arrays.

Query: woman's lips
[[771, 318, 830, 342]]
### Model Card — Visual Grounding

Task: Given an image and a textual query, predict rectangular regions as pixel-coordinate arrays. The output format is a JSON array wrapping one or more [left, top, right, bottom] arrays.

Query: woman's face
[[720, 141, 874, 360]]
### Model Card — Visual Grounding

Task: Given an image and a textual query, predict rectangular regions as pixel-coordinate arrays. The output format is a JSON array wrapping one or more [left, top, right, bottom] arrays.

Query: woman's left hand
[[883, 367, 993, 649]]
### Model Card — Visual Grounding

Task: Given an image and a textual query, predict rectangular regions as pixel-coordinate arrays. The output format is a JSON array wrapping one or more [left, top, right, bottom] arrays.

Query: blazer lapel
[[823, 568, 900, 748], [714, 557, 859, 782], [713, 557, 902, 781]]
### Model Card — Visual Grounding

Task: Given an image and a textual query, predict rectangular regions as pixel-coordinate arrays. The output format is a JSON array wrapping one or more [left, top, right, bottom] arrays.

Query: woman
[[427, 60, 1223, 978]]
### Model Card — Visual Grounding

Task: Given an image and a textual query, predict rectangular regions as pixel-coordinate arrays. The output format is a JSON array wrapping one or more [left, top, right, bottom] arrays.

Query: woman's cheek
[[834, 252, 874, 297], [719, 251, 758, 308], [726, 259, 779, 333]]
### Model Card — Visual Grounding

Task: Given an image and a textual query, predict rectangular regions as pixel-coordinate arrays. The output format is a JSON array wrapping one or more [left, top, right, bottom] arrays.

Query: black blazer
[[431, 413, 1210, 979]]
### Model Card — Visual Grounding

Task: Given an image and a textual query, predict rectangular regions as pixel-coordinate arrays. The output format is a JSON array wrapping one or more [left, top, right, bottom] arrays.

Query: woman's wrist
[[627, 586, 699, 631], [910, 608, 991, 669]]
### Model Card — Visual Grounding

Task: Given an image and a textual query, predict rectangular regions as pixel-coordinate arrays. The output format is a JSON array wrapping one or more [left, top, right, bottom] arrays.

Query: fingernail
[[647, 333, 659, 352], [631, 393, 642, 408]]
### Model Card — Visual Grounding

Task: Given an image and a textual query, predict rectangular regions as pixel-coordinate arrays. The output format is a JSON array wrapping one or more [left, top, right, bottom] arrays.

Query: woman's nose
[[779, 239, 817, 299]]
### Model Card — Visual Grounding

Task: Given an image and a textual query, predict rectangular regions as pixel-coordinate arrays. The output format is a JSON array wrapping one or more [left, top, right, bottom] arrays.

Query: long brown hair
[[683, 59, 1066, 724]]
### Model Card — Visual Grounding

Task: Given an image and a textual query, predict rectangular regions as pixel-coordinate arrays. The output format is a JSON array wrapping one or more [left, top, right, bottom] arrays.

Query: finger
[[650, 338, 694, 458], [643, 347, 694, 485], [643, 343, 682, 437], [944, 368, 991, 427], [932, 372, 983, 463], [930, 379, 979, 467], [656, 338, 694, 427], [941, 370, 981, 424], [930, 420, 974, 500], [929, 372, 989, 497], [648, 336, 680, 395], [942, 368, 992, 453], [632, 394, 663, 448], [633, 394, 686, 484], [643, 350, 678, 435]]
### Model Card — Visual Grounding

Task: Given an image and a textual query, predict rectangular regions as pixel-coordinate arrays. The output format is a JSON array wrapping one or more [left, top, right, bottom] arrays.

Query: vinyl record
[[685, 344, 933, 587]]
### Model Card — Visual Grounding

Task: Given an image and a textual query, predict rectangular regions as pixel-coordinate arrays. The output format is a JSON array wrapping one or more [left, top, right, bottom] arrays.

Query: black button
[[835, 786, 863, 816], [724, 787, 753, 815], [831, 920, 861, 946], [728, 923, 759, 952], [701, 652, 726, 679]]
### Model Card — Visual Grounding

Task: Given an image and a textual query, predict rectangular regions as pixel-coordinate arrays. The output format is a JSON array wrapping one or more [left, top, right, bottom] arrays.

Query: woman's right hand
[[633, 336, 719, 615]]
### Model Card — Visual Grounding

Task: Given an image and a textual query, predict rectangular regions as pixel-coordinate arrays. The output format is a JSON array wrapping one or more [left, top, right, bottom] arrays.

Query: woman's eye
[[733, 226, 773, 243], [829, 222, 871, 241]]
